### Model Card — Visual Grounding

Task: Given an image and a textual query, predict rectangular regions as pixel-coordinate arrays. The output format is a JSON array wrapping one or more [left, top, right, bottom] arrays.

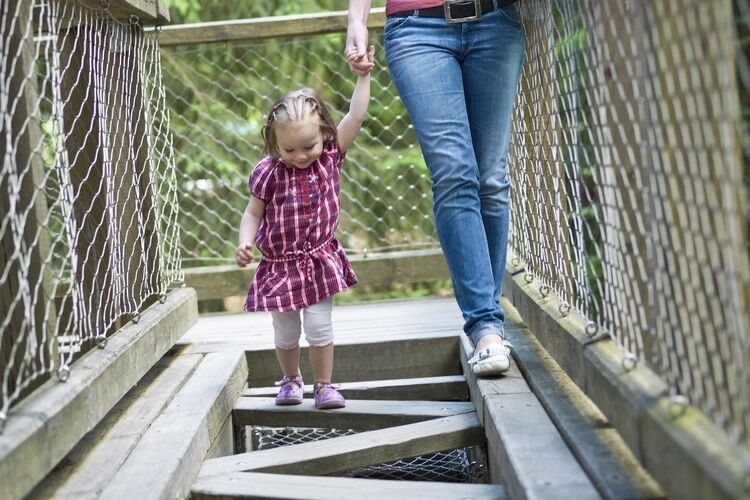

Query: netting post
[[1, 0, 59, 411], [57, 24, 116, 346], [103, 22, 161, 325]]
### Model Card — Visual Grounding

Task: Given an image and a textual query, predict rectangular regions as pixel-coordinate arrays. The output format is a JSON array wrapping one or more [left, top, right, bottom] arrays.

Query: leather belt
[[389, 0, 518, 23]]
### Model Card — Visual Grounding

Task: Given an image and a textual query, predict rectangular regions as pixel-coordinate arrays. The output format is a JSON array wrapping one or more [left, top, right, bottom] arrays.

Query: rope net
[[0, 0, 181, 428]]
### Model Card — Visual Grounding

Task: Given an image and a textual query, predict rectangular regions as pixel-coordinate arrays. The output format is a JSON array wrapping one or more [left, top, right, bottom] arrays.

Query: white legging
[[271, 297, 334, 349]]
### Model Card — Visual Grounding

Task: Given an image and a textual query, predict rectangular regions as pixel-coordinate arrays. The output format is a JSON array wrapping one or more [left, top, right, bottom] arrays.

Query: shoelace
[[467, 340, 513, 365]]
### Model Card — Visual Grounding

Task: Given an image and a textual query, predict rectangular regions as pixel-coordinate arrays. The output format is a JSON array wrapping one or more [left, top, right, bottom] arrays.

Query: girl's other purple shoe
[[313, 382, 346, 409], [275, 375, 304, 405]]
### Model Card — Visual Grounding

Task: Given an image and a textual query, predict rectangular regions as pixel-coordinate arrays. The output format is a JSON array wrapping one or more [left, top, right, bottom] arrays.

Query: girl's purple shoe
[[275, 375, 304, 405], [313, 382, 346, 409]]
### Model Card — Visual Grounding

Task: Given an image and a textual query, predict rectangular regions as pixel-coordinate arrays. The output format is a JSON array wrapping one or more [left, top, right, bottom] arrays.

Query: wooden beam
[[233, 398, 474, 430], [503, 267, 750, 499], [245, 335, 461, 387], [458, 333, 532, 427], [191, 472, 509, 500], [80, 0, 170, 23], [502, 300, 664, 499], [99, 351, 248, 500], [30, 352, 204, 499], [244, 375, 468, 401], [200, 412, 484, 477], [158, 8, 386, 47], [0, 288, 197, 500], [182, 248, 450, 301], [460, 299, 599, 499]]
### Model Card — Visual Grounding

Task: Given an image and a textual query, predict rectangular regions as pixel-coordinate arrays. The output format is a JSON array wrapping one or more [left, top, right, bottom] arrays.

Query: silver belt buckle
[[443, 0, 482, 23]]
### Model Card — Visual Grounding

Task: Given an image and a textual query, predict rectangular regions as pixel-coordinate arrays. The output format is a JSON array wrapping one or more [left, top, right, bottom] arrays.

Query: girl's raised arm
[[337, 57, 372, 152]]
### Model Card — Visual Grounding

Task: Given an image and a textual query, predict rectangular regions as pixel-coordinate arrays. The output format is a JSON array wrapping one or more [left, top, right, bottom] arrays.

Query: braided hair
[[261, 88, 337, 158]]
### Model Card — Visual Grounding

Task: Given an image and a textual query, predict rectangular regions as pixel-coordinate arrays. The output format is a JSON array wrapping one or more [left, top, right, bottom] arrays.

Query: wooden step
[[201, 412, 484, 477], [244, 375, 468, 401], [243, 335, 462, 387], [99, 351, 247, 499], [30, 351, 203, 499], [192, 471, 508, 500], [234, 397, 474, 430]]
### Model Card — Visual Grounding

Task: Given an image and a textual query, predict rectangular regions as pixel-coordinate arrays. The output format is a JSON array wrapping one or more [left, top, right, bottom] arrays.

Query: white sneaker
[[468, 340, 512, 377]]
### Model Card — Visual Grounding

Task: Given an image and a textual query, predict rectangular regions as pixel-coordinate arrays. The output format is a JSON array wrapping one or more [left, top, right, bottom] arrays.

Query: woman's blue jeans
[[384, 3, 525, 346]]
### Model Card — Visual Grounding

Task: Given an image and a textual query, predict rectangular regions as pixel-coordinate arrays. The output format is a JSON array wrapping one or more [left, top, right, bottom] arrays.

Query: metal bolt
[[539, 284, 550, 298], [621, 353, 638, 372], [669, 394, 689, 419], [57, 365, 71, 382], [95, 335, 107, 349], [558, 302, 571, 317], [585, 321, 599, 337]]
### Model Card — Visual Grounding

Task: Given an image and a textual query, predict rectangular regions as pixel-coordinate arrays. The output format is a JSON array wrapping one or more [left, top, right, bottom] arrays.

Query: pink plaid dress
[[244, 141, 358, 312]]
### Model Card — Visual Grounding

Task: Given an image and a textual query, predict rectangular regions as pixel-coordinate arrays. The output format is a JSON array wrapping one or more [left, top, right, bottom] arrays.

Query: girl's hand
[[346, 45, 375, 75], [235, 241, 254, 267]]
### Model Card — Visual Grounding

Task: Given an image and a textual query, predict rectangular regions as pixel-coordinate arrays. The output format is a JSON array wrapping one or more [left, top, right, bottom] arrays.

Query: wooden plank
[[180, 296, 463, 342], [245, 335, 461, 387], [30, 352, 203, 499], [100, 351, 248, 500], [504, 267, 749, 499], [191, 472, 508, 500], [456, 295, 598, 499], [503, 301, 664, 499], [158, 8, 387, 47], [200, 412, 484, 477], [484, 393, 600, 500], [234, 398, 474, 430], [458, 331, 532, 427], [244, 375, 468, 401], [0, 288, 197, 500], [182, 249, 450, 301], [80, 0, 170, 23]]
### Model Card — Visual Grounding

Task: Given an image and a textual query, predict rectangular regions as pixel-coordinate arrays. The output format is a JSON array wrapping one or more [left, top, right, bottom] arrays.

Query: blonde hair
[[261, 88, 337, 157]]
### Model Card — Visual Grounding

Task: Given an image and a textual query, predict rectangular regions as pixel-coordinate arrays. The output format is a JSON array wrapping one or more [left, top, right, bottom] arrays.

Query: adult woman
[[346, 0, 524, 375]]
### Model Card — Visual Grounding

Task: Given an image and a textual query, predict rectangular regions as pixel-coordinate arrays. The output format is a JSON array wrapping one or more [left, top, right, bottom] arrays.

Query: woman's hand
[[345, 20, 373, 76], [235, 241, 254, 267]]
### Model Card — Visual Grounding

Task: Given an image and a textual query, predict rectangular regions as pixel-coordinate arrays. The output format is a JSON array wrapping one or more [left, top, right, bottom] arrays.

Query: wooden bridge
[[2, 1, 749, 499]]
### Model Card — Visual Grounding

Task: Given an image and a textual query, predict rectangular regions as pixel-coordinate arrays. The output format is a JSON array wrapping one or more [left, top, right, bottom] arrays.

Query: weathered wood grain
[[244, 375, 468, 401], [191, 472, 508, 500], [200, 412, 484, 477], [234, 397, 474, 430]]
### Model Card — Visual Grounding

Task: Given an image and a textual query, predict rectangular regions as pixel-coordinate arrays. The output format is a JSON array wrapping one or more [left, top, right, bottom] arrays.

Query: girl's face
[[275, 117, 324, 170]]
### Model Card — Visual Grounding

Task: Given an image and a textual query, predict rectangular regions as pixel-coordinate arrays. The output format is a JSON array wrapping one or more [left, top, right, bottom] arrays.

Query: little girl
[[235, 48, 374, 410]]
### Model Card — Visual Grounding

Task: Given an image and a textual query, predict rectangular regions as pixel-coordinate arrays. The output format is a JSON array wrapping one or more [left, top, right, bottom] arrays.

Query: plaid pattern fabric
[[245, 141, 358, 312]]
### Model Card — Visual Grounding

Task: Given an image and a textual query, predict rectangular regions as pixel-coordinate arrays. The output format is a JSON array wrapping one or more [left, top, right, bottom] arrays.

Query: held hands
[[235, 241, 254, 268], [346, 45, 375, 76], [345, 21, 375, 76]]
